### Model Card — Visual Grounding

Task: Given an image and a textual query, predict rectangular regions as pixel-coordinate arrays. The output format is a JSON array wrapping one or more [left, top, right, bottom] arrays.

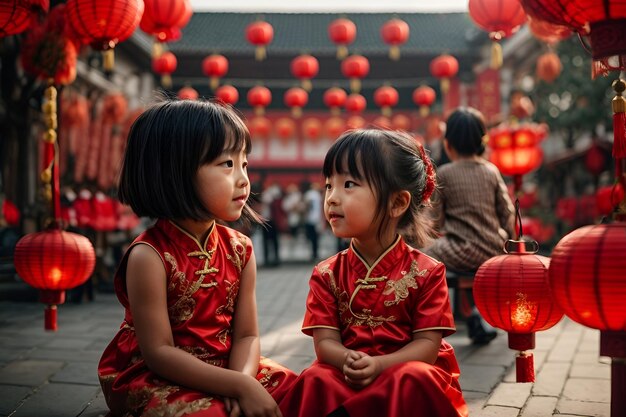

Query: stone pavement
[[0, 262, 611, 417]]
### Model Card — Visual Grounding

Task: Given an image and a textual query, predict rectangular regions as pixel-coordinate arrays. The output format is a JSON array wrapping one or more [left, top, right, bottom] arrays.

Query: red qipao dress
[[98, 219, 297, 416], [279, 236, 469, 417]]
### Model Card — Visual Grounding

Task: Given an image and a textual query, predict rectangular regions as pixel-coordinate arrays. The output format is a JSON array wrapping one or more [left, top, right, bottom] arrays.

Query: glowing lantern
[[429, 54, 459, 94], [380, 18, 409, 61], [323, 87, 347, 116], [341, 55, 369, 93], [474, 240, 563, 382], [178, 86, 199, 100], [2, 199, 20, 226], [346, 115, 366, 129], [468, 0, 527, 69], [65, 0, 144, 72], [0, 0, 49, 37], [140, 0, 192, 56], [536, 52, 561, 83], [215, 85, 239, 106], [202, 54, 228, 90], [152, 51, 177, 88], [246, 20, 273, 61], [284, 87, 308, 118], [325, 117, 346, 139], [345, 93, 367, 115], [374, 86, 399, 117], [328, 18, 356, 60], [275, 117, 297, 141], [391, 114, 411, 131], [412, 85, 436, 116], [527, 16, 572, 45], [290, 54, 319, 92], [585, 143, 607, 176], [248, 116, 271, 140], [247, 86, 272, 116], [302, 117, 322, 141], [373, 116, 392, 130], [550, 223, 626, 416], [14, 228, 96, 330]]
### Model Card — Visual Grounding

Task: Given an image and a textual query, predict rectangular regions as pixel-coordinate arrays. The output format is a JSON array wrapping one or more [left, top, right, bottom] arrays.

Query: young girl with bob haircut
[[98, 99, 296, 417], [279, 129, 468, 417]]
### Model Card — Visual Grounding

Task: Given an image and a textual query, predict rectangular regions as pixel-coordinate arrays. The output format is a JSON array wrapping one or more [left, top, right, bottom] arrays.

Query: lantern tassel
[[419, 105, 430, 118], [389, 45, 400, 61], [255, 46, 266, 61], [490, 42, 503, 70], [152, 41, 163, 58], [336, 45, 348, 60], [350, 78, 361, 94], [515, 351, 535, 383], [45, 305, 58, 331], [302, 79, 312, 92], [210, 76, 220, 91], [612, 79, 626, 159], [291, 107, 302, 119], [103, 49, 115, 74]]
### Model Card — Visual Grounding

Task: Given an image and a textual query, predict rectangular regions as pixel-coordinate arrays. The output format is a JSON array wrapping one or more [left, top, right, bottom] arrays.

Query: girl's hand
[[237, 377, 283, 417], [341, 349, 362, 376], [224, 398, 242, 417], [343, 352, 383, 388]]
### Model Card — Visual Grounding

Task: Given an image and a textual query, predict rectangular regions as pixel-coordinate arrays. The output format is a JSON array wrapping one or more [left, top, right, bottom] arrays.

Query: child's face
[[195, 148, 250, 222], [324, 169, 379, 241]]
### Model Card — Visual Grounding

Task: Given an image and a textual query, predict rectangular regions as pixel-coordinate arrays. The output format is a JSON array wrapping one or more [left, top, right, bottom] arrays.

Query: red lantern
[[468, 0, 527, 69], [215, 85, 239, 105], [2, 199, 20, 226], [247, 86, 272, 116], [585, 142, 607, 176], [344, 93, 367, 114], [275, 117, 297, 141], [284, 87, 308, 118], [430, 54, 459, 95], [325, 117, 346, 139], [290, 54, 319, 92], [346, 115, 366, 129], [391, 114, 411, 131], [474, 240, 563, 382], [152, 51, 177, 88], [140, 0, 191, 56], [412, 86, 436, 116], [536, 52, 562, 83], [550, 223, 626, 416], [65, 0, 144, 72], [328, 18, 356, 60], [0, 0, 49, 37], [248, 116, 271, 140], [202, 54, 228, 90], [341, 55, 370, 93], [380, 18, 409, 61], [246, 20, 273, 61], [596, 184, 625, 216], [302, 117, 322, 141], [178, 86, 199, 100], [14, 228, 96, 330], [374, 86, 399, 117], [373, 116, 392, 130], [527, 16, 572, 45], [323, 87, 347, 116]]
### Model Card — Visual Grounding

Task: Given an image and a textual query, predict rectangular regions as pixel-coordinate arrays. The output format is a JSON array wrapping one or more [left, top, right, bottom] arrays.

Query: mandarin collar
[[155, 219, 218, 253], [348, 235, 404, 276]]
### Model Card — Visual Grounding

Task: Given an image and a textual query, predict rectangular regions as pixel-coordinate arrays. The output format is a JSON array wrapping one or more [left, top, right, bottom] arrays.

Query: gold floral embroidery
[[127, 385, 176, 413], [319, 265, 350, 317], [216, 279, 239, 315], [383, 260, 425, 306], [216, 327, 231, 347], [258, 368, 280, 388], [143, 397, 213, 417], [227, 236, 248, 272]]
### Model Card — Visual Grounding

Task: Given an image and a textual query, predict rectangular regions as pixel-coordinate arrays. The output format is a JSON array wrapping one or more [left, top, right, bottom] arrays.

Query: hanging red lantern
[[585, 142, 607, 176], [14, 228, 96, 330], [391, 114, 411, 132], [215, 85, 239, 106], [290, 54, 319, 92], [65, 0, 144, 72], [468, 0, 527, 69], [247, 86, 272, 116], [596, 183, 625, 216], [284, 87, 308, 118], [346, 115, 366, 129], [328, 18, 356, 60], [275, 117, 297, 141], [380, 18, 409, 61], [527, 16, 572, 45], [344, 93, 367, 114], [140, 0, 192, 56], [412, 85, 436, 117], [302, 117, 323, 141], [0, 0, 49, 37], [373, 116, 392, 130], [341, 55, 370, 93], [474, 240, 563, 382], [550, 223, 626, 416], [152, 51, 177, 88], [536, 52, 562, 83], [325, 117, 346, 139], [248, 116, 271, 140], [246, 20, 273, 61], [2, 199, 20, 226], [177, 86, 199, 100], [323, 87, 347, 116], [430, 54, 459, 95], [202, 54, 228, 90], [374, 85, 399, 117]]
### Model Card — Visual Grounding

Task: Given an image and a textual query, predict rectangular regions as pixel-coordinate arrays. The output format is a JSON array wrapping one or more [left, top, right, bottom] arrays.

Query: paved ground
[[0, 249, 613, 416]]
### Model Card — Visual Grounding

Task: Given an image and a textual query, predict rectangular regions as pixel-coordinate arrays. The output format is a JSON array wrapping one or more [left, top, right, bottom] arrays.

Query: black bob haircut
[[117, 99, 257, 222], [444, 107, 487, 156]]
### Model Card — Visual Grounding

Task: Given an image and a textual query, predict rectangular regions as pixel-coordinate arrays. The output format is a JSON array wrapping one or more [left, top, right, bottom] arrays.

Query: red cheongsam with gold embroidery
[[279, 236, 469, 417], [98, 220, 297, 416]]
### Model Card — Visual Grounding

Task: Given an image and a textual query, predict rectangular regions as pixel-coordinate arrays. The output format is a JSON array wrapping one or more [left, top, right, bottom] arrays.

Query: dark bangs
[[198, 103, 251, 165]]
